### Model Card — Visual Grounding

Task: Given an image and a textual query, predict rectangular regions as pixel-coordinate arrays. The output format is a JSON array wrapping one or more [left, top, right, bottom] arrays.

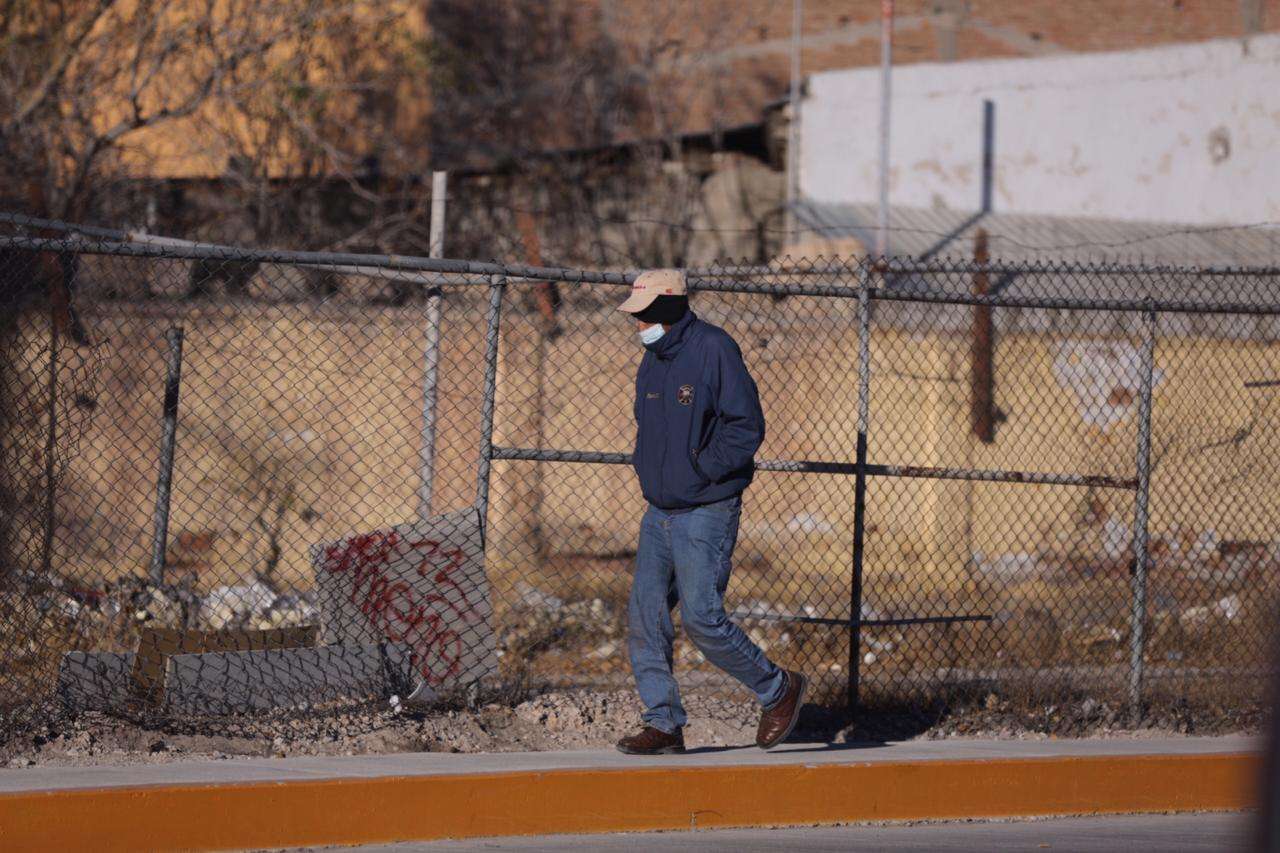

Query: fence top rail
[[7, 209, 1280, 277], [4, 226, 1280, 316], [2, 208, 1280, 275], [5, 227, 1279, 280]]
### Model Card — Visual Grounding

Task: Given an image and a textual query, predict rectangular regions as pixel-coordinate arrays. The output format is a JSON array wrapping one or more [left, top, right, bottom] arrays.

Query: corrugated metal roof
[[793, 202, 1280, 338], [795, 201, 1280, 268]]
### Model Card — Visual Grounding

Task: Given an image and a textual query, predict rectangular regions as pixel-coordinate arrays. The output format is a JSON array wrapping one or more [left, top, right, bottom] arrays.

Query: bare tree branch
[[3, 0, 116, 133]]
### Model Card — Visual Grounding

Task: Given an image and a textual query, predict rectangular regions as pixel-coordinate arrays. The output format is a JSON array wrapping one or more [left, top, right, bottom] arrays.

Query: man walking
[[614, 269, 807, 755]]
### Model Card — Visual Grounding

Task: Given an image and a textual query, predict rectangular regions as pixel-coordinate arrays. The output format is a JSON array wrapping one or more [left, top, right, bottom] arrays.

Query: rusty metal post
[[475, 276, 505, 539], [1127, 307, 1157, 723], [971, 229, 995, 442], [149, 327, 185, 586], [849, 262, 873, 711]]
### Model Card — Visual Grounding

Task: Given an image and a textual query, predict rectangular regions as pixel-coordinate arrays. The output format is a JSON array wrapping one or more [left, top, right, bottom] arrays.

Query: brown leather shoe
[[616, 726, 686, 755], [756, 670, 807, 749]]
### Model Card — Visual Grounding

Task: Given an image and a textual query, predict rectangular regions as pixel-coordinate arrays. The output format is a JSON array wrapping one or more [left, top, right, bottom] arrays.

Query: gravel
[[0, 685, 1262, 769]]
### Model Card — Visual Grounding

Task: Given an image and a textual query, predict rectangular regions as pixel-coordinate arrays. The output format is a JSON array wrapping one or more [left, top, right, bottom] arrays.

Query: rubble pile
[[14, 571, 319, 639], [498, 583, 622, 661]]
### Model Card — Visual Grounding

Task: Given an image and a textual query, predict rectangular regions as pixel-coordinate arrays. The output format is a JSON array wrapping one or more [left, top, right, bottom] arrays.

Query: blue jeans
[[628, 494, 786, 733]]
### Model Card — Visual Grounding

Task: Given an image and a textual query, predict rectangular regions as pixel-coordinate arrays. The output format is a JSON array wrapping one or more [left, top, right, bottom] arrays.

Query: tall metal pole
[[149, 327, 185, 587], [1128, 307, 1157, 724], [848, 263, 873, 711], [428, 170, 447, 261], [475, 275, 505, 539], [785, 0, 804, 246], [875, 0, 894, 258], [417, 170, 448, 520], [981, 100, 995, 214]]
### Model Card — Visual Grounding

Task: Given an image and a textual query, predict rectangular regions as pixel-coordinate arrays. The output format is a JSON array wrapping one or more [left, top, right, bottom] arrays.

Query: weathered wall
[[800, 34, 1280, 224], [495, 300, 1280, 596]]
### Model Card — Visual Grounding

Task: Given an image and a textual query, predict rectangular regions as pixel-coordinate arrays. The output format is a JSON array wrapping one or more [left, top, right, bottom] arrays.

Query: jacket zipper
[[656, 358, 668, 507]]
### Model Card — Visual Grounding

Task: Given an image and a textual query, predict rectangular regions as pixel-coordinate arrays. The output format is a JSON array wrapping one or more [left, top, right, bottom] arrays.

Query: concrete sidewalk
[[0, 736, 1260, 852], [0, 734, 1259, 793]]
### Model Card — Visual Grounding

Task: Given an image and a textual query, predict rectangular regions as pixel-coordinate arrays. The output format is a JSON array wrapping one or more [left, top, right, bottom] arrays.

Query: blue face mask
[[639, 324, 665, 345]]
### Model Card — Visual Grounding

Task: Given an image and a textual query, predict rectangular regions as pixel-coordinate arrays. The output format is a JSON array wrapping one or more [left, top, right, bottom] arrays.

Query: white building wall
[[799, 34, 1280, 224]]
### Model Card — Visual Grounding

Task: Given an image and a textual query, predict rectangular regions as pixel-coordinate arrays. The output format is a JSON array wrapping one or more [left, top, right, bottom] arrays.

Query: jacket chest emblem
[[677, 384, 694, 405]]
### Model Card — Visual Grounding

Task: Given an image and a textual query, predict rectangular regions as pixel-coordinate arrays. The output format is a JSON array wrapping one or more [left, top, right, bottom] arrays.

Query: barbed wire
[[7, 208, 1280, 268]]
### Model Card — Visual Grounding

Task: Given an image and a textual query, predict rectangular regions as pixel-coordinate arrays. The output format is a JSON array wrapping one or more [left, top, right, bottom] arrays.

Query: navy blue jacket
[[632, 311, 765, 510]]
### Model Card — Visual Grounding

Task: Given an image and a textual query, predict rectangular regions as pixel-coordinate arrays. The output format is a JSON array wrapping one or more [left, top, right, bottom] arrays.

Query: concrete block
[[58, 644, 414, 715], [57, 651, 136, 712], [313, 506, 497, 692], [132, 625, 319, 705], [162, 643, 414, 714]]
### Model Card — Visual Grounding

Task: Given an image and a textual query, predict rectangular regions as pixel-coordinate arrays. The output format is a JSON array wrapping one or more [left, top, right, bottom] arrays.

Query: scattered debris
[[501, 592, 620, 659], [1102, 518, 1130, 559], [1189, 529, 1219, 562], [37, 592, 83, 622], [1180, 605, 1213, 631], [1052, 339, 1164, 431], [515, 582, 565, 613], [201, 582, 276, 630], [1215, 594, 1243, 621], [786, 512, 837, 535], [255, 592, 318, 630], [587, 642, 618, 660], [1079, 625, 1123, 655], [136, 587, 183, 626], [972, 551, 1042, 580], [1180, 594, 1244, 634]]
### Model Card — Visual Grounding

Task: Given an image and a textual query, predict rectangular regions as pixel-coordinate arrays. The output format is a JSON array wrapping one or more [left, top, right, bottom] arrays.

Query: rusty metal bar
[[488, 446, 1136, 490], [731, 611, 992, 628], [971, 229, 996, 443], [867, 463, 1135, 490]]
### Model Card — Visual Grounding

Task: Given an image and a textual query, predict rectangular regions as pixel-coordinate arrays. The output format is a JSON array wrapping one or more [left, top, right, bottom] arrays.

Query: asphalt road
[[319, 812, 1251, 852]]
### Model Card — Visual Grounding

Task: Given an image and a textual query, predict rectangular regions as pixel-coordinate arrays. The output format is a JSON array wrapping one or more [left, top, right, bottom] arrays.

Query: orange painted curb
[[0, 753, 1259, 852]]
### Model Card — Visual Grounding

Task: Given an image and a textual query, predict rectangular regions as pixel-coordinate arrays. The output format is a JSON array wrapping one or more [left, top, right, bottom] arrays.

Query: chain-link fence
[[2, 215, 1279, 743]]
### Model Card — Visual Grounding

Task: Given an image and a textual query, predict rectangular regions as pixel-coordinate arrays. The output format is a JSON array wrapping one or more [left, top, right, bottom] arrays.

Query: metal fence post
[[849, 262, 873, 711], [417, 170, 448, 520], [40, 275, 61, 581], [475, 275, 505, 538], [149, 326, 185, 587], [1128, 307, 1157, 722]]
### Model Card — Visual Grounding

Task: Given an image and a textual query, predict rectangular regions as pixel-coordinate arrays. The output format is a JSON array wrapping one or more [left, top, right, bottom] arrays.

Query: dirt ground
[[1, 686, 1263, 769]]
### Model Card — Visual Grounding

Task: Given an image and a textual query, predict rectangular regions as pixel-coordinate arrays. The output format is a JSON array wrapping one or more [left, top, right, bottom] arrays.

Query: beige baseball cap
[[616, 268, 687, 314]]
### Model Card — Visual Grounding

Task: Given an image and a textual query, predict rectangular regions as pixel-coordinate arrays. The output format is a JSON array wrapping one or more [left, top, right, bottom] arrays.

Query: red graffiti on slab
[[319, 530, 481, 686]]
